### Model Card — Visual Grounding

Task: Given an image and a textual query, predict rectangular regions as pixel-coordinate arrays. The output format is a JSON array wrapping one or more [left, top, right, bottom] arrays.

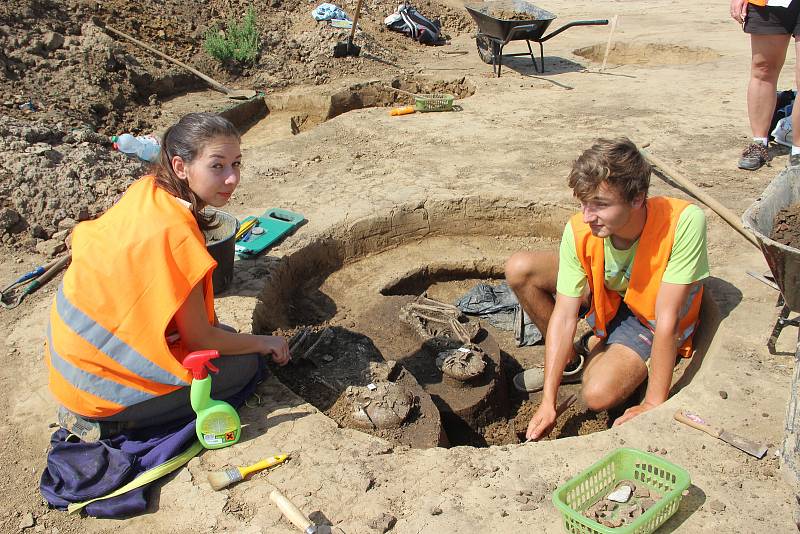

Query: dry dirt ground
[[1, 0, 799, 532]]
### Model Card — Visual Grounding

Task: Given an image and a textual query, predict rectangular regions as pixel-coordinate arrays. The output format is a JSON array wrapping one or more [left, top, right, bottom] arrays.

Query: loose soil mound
[[0, 0, 475, 251], [771, 202, 800, 250], [573, 42, 720, 65]]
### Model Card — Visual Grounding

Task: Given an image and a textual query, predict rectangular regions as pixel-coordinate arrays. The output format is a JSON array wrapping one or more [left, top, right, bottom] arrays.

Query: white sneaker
[[772, 117, 793, 148]]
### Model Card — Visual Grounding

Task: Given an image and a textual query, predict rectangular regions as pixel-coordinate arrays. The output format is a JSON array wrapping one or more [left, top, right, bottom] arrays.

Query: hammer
[[269, 489, 332, 534]]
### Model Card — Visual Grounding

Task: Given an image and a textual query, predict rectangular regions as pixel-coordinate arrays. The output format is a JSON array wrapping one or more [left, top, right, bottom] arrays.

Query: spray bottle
[[182, 350, 241, 449]]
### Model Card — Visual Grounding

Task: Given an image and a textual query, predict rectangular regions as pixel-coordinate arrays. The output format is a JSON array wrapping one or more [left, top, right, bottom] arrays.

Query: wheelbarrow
[[742, 167, 800, 485], [464, 0, 607, 77]]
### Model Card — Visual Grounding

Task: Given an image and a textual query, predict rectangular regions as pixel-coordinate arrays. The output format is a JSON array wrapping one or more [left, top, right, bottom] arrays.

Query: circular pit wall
[[252, 198, 715, 448]]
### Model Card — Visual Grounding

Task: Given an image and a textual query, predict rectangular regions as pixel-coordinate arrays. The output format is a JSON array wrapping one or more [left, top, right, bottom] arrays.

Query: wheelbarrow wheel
[[476, 35, 500, 65]]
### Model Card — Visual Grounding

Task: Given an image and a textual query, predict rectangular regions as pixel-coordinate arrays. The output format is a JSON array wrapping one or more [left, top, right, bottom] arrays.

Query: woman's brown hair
[[151, 112, 241, 231]]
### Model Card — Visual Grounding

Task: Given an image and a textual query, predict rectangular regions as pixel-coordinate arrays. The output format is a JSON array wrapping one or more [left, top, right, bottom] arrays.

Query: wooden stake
[[600, 15, 619, 72]]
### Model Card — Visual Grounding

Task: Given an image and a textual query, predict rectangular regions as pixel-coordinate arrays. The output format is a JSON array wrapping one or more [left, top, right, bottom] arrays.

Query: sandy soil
[[1, 0, 799, 533]]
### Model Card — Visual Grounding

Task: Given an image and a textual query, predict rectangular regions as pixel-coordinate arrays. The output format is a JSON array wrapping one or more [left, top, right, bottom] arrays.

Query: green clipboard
[[235, 208, 305, 257]]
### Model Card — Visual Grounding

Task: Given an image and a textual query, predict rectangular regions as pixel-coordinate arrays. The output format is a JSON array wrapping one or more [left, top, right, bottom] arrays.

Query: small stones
[[583, 482, 661, 526], [709, 499, 726, 513], [608, 485, 633, 503], [429, 505, 442, 516], [640, 497, 656, 510], [43, 31, 65, 51], [19, 512, 34, 529], [719, 390, 728, 399], [367, 512, 397, 533], [35, 238, 66, 257], [0, 208, 21, 231]]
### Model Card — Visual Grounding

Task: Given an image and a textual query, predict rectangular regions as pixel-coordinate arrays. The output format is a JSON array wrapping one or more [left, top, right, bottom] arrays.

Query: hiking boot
[[737, 143, 769, 171], [57, 406, 101, 442], [789, 153, 800, 169]]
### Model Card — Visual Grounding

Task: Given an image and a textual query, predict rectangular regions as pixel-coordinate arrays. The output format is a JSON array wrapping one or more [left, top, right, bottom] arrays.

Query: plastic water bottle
[[112, 134, 161, 162]]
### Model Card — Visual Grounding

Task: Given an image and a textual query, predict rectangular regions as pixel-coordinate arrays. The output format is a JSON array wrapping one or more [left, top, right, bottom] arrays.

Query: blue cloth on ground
[[312, 3, 350, 21], [40, 364, 265, 518]]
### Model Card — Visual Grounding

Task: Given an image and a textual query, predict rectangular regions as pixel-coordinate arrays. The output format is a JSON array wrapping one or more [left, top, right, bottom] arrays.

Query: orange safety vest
[[749, 0, 767, 6], [571, 196, 703, 358], [46, 176, 217, 418]]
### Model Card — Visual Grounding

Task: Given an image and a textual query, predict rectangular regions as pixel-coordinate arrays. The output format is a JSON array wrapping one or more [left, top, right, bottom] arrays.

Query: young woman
[[46, 113, 289, 440]]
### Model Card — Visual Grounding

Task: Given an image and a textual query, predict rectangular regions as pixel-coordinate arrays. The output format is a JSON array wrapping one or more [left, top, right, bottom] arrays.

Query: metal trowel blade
[[719, 430, 768, 459]]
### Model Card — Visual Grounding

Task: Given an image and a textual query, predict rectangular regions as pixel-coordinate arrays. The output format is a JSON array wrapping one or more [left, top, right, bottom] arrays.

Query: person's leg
[[739, 33, 791, 170], [505, 250, 558, 338], [749, 33, 791, 138], [791, 37, 800, 164], [580, 342, 648, 412], [579, 302, 652, 411]]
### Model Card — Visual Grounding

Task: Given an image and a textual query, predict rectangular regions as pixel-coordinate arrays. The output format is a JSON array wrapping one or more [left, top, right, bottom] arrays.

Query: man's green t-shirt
[[556, 204, 710, 298]]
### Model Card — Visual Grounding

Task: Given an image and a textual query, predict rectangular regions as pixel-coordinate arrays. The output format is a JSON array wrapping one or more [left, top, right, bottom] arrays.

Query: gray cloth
[[455, 282, 542, 346]]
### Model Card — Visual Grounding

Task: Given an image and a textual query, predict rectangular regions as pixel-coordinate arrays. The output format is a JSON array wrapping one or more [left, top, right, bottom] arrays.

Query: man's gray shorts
[[604, 302, 654, 362]]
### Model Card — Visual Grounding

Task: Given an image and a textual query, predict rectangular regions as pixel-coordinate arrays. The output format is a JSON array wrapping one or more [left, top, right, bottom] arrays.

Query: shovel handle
[[349, 0, 364, 42], [104, 24, 234, 96], [270, 489, 313, 532], [673, 409, 721, 439]]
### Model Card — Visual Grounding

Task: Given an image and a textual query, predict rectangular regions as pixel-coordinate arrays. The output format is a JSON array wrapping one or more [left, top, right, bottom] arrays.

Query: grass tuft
[[203, 8, 260, 64]]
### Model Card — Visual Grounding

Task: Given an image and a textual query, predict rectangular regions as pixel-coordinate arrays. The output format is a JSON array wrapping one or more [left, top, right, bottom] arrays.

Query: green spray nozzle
[[182, 350, 220, 379]]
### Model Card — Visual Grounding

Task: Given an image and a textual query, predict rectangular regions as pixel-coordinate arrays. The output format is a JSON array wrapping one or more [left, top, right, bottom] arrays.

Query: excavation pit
[[158, 76, 476, 146], [573, 42, 721, 66], [255, 200, 715, 448]]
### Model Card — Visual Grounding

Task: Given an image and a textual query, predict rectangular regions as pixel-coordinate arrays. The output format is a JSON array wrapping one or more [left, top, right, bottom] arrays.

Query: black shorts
[[744, 2, 800, 36]]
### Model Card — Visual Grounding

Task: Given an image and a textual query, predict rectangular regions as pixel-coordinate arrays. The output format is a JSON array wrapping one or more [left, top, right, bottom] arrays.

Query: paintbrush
[[208, 454, 289, 491]]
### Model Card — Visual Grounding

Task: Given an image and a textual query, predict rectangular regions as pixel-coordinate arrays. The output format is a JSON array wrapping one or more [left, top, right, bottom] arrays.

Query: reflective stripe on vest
[[47, 324, 156, 407], [55, 285, 188, 387], [46, 176, 216, 417]]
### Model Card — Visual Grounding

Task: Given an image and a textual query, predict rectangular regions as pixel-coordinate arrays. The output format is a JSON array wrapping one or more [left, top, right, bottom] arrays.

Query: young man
[[505, 138, 709, 441]]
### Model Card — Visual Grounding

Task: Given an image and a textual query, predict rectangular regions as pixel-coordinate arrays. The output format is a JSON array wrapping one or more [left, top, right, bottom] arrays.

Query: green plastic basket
[[414, 93, 454, 112], [552, 448, 691, 534]]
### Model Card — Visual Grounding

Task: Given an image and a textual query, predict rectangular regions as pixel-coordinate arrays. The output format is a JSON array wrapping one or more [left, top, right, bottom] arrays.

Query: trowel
[[269, 489, 332, 534], [674, 409, 768, 459]]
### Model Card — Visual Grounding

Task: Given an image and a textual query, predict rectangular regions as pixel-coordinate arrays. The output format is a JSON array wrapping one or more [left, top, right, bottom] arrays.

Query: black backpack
[[385, 3, 444, 45]]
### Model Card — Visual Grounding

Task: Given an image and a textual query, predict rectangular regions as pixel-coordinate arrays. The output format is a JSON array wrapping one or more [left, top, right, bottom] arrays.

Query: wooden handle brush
[[208, 454, 289, 491]]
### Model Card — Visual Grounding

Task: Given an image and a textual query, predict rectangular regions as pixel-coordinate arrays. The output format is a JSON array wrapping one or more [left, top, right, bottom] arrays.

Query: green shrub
[[203, 8, 260, 64]]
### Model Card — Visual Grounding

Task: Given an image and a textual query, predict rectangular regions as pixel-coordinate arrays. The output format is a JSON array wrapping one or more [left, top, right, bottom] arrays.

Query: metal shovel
[[333, 0, 363, 57]]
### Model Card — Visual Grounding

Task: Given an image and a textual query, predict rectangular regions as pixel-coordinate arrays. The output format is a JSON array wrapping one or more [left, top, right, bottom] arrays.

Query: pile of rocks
[[0, 116, 143, 253]]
